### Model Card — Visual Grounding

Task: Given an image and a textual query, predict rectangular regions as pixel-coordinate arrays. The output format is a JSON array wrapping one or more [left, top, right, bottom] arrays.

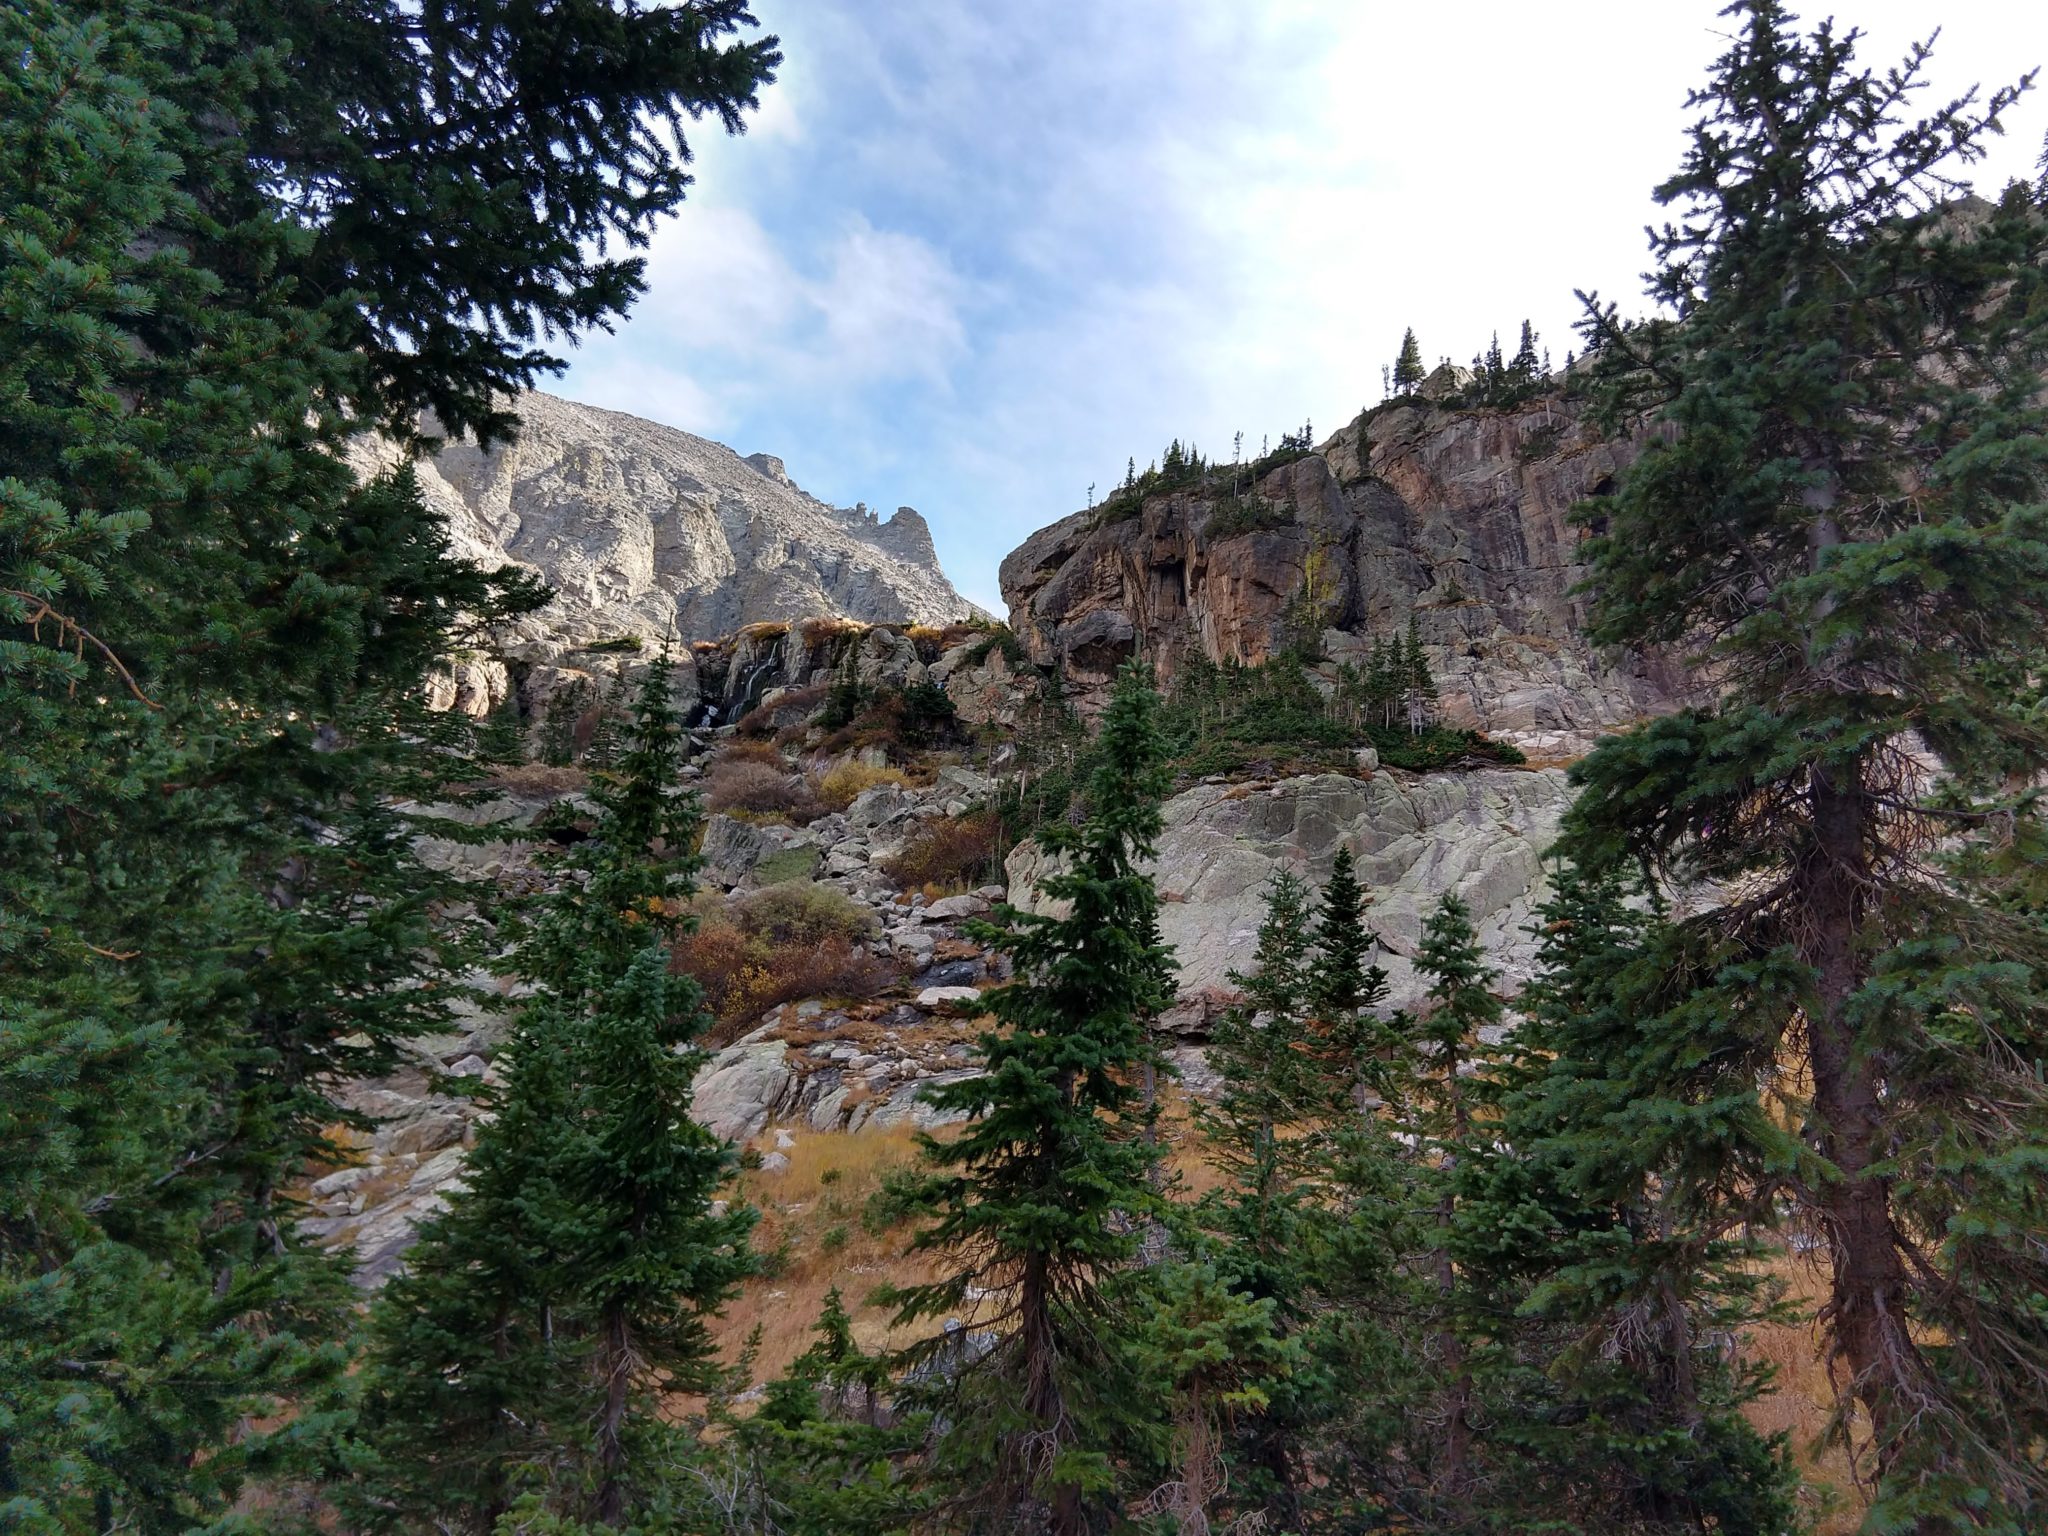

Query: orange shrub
[[676, 883, 891, 1036], [714, 737, 786, 766], [880, 810, 1006, 892]]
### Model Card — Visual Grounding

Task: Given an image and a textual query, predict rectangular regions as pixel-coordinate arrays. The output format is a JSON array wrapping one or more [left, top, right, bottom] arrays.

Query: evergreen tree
[[1402, 613, 1438, 734], [1201, 874, 1325, 1270], [820, 636, 865, 731], [884, 660, 1174, 1536], [1567, 4, 2048, 1523], [1452, 861, 1801, 1534], [1482, 330, 1507, 401], [1306, 848, 1393, 1100], [1509, 318, 1542, 384], [1394, 328, 1427, 394], [1364, 635, 1400, 729], [689, 1292, 928, 1536], [1407, 895, 1500, 1506], [1193, 867, 1382, 1528], [1122, 1255, 1300, 1536], [1, 4, 774, 1525], [359, 655, 756, 1528]]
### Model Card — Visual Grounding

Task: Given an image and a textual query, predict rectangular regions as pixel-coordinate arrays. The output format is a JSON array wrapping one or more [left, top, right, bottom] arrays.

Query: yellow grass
[[1742, 1255, 1864, 1534], [813, 759, 913, 811], [718, 1123, 949, 1382], [696, 1087, 1861, 1530]]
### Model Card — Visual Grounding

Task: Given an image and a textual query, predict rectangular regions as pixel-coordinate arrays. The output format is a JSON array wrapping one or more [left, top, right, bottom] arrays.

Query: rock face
[[1009, 768, 1575, 1027], [359, 391, 976, 653], [1000, 392, 1691, 753]]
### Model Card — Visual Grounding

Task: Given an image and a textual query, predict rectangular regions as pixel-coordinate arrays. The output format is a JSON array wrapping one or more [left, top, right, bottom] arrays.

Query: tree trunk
[[1434, 1042, 1472, 1499], [595, 1305, 632, 1526], [1803, 765, 1921, 1482], [1020, 1244, 1082, 1536]]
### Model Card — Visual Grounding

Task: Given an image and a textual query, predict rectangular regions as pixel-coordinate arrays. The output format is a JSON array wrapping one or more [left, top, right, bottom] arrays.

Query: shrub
[[817, 682, 959, 757], [487, 761, 589, 797], [881, 811, 1006, 892], [814, 759, 912, 812], [676, 915, 893, 1035], [582, 634, 642, 653], [961, 627, 1028, 668], [736, 880, 876, 948], [676, 882, 890, 1030], [706, 758, 813, 818], [1204, 496, 1293, 540], [715, 737, 788, 766]]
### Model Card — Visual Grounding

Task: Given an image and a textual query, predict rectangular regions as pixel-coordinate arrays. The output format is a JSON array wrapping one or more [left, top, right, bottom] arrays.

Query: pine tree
[[1567, 4, 2048, 1522], [1122, 1256, 1300, 1536], [2, 4, 775, 1524], [1509, 318, 1541, 384], [1364, 635, 1400, 730], [1306, 848, 1392, 1100], [1193, 869, 1376, 1527], [555, 655, 758, 1522], [699, 1291, 929, 1536], [884, 660, 1173, 1536], [1393, 328, 1426, 394], [1201, 874, 1325, 1264], [1482, 331, 1507, 402]]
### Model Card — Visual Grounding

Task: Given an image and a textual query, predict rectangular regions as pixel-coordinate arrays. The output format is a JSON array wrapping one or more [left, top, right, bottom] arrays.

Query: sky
[[560, 0, 2048, 615]]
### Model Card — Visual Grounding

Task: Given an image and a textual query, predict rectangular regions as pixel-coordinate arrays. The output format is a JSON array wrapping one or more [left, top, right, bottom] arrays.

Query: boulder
[[690, 1035, 796, 1143]]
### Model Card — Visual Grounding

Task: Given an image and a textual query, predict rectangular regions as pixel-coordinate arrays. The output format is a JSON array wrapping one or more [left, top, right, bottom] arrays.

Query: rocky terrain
[[353, 391, 978, 716], [316, 381, 1684, 1288], [1001, 380, 1689, 754], [311, 650, 1577, 1284]]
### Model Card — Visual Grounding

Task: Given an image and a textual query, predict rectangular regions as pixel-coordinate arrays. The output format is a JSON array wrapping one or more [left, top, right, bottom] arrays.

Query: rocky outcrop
[[1009, 767, 1574, 1029], [1000, 392, 1690, 753], [356, 391, 977, 667], [306, 757, 1013, 1285]]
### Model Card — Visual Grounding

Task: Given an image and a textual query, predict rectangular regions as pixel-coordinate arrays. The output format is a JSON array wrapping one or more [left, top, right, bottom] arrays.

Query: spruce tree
[[884, 660, 1174, 1536], [1394, 328, 1427, 394], [695, 1290, 928, 1536], [1364, 635, 1400, 730], [1402, 613, 1438, 734], [1122, 1256, 1300, 1536], [1194, 868, 1384, 1528], [2, 3, 776, 1525], [1567, 4, 2048, 1523], [1452, 861, 1800, 1534], [1306, 848, 1394, 1103], [359, 655, 756, 1527], [1407, 895, 1500, 1505], [1200, 874, 1329, 1289], [1509, 318, 1542, 385]]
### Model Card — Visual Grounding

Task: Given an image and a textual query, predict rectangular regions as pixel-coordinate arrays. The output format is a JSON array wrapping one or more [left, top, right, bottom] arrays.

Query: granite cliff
[[1000, 384, 1689, 754], [357, 390, 975, 672]]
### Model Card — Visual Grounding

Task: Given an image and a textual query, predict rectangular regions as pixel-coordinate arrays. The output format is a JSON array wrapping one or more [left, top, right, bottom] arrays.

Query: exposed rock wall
[[1009, 767, 1573, 1030], [1000, 393, 1690, 752], [356, 390, 977, 663]]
